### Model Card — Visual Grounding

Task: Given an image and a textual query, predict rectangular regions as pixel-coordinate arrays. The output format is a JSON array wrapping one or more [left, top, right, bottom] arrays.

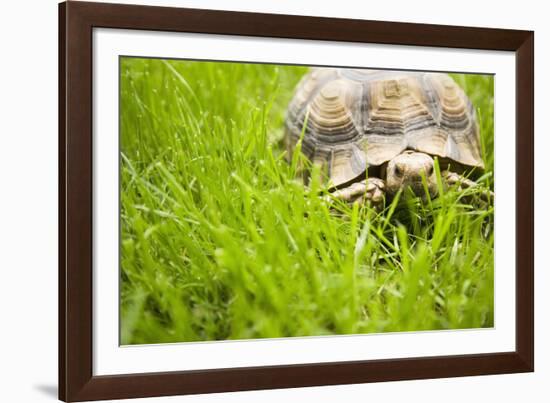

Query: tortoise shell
[[285, 68, 484, 187]]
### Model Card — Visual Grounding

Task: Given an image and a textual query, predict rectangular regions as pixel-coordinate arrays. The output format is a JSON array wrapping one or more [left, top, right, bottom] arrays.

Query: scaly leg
[[444, 171, 494, 202], [328, 177, 386, 210]]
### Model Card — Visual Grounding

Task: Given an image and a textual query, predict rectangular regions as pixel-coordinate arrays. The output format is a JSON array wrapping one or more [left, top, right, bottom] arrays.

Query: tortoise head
[[382, 151, 438, 198]]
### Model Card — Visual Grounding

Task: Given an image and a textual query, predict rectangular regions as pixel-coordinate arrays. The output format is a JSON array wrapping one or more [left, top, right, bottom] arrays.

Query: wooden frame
[[59, 1, 534, 401]]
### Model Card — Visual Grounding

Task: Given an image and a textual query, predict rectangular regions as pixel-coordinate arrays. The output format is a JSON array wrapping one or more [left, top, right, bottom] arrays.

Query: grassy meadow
[[120, 58, 494, 345]]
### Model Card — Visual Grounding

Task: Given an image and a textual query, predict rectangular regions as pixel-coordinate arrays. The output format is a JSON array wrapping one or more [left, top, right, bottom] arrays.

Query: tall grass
[[120, 58, 494, 344]]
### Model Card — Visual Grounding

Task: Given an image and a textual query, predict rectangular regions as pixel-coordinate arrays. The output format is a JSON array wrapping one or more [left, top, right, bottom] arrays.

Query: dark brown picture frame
[[59, 1, 534, 401]]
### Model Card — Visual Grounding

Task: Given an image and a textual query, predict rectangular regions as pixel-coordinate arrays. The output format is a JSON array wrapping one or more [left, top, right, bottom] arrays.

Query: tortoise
[[284, 68, 488, 207]]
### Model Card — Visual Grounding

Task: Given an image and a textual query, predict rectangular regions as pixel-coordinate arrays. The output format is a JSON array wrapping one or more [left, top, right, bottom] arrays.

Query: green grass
[[120, 58, 494, 345]]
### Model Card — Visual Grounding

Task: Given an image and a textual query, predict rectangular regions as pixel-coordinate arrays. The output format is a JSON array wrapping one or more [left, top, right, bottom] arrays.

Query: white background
[[0, 0, 545, 402]]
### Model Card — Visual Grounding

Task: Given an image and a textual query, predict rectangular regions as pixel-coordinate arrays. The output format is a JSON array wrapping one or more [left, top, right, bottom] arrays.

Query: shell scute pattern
[[307, 79, 362, 143]]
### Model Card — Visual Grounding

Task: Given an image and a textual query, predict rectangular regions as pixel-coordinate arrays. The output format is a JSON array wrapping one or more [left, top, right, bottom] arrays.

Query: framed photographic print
[[59, 1, 534, 401]]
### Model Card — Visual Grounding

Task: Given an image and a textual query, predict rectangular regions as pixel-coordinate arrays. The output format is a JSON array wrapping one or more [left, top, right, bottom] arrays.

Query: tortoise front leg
[[328, 177, 386, 209], [444, 171, 494, 201]]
